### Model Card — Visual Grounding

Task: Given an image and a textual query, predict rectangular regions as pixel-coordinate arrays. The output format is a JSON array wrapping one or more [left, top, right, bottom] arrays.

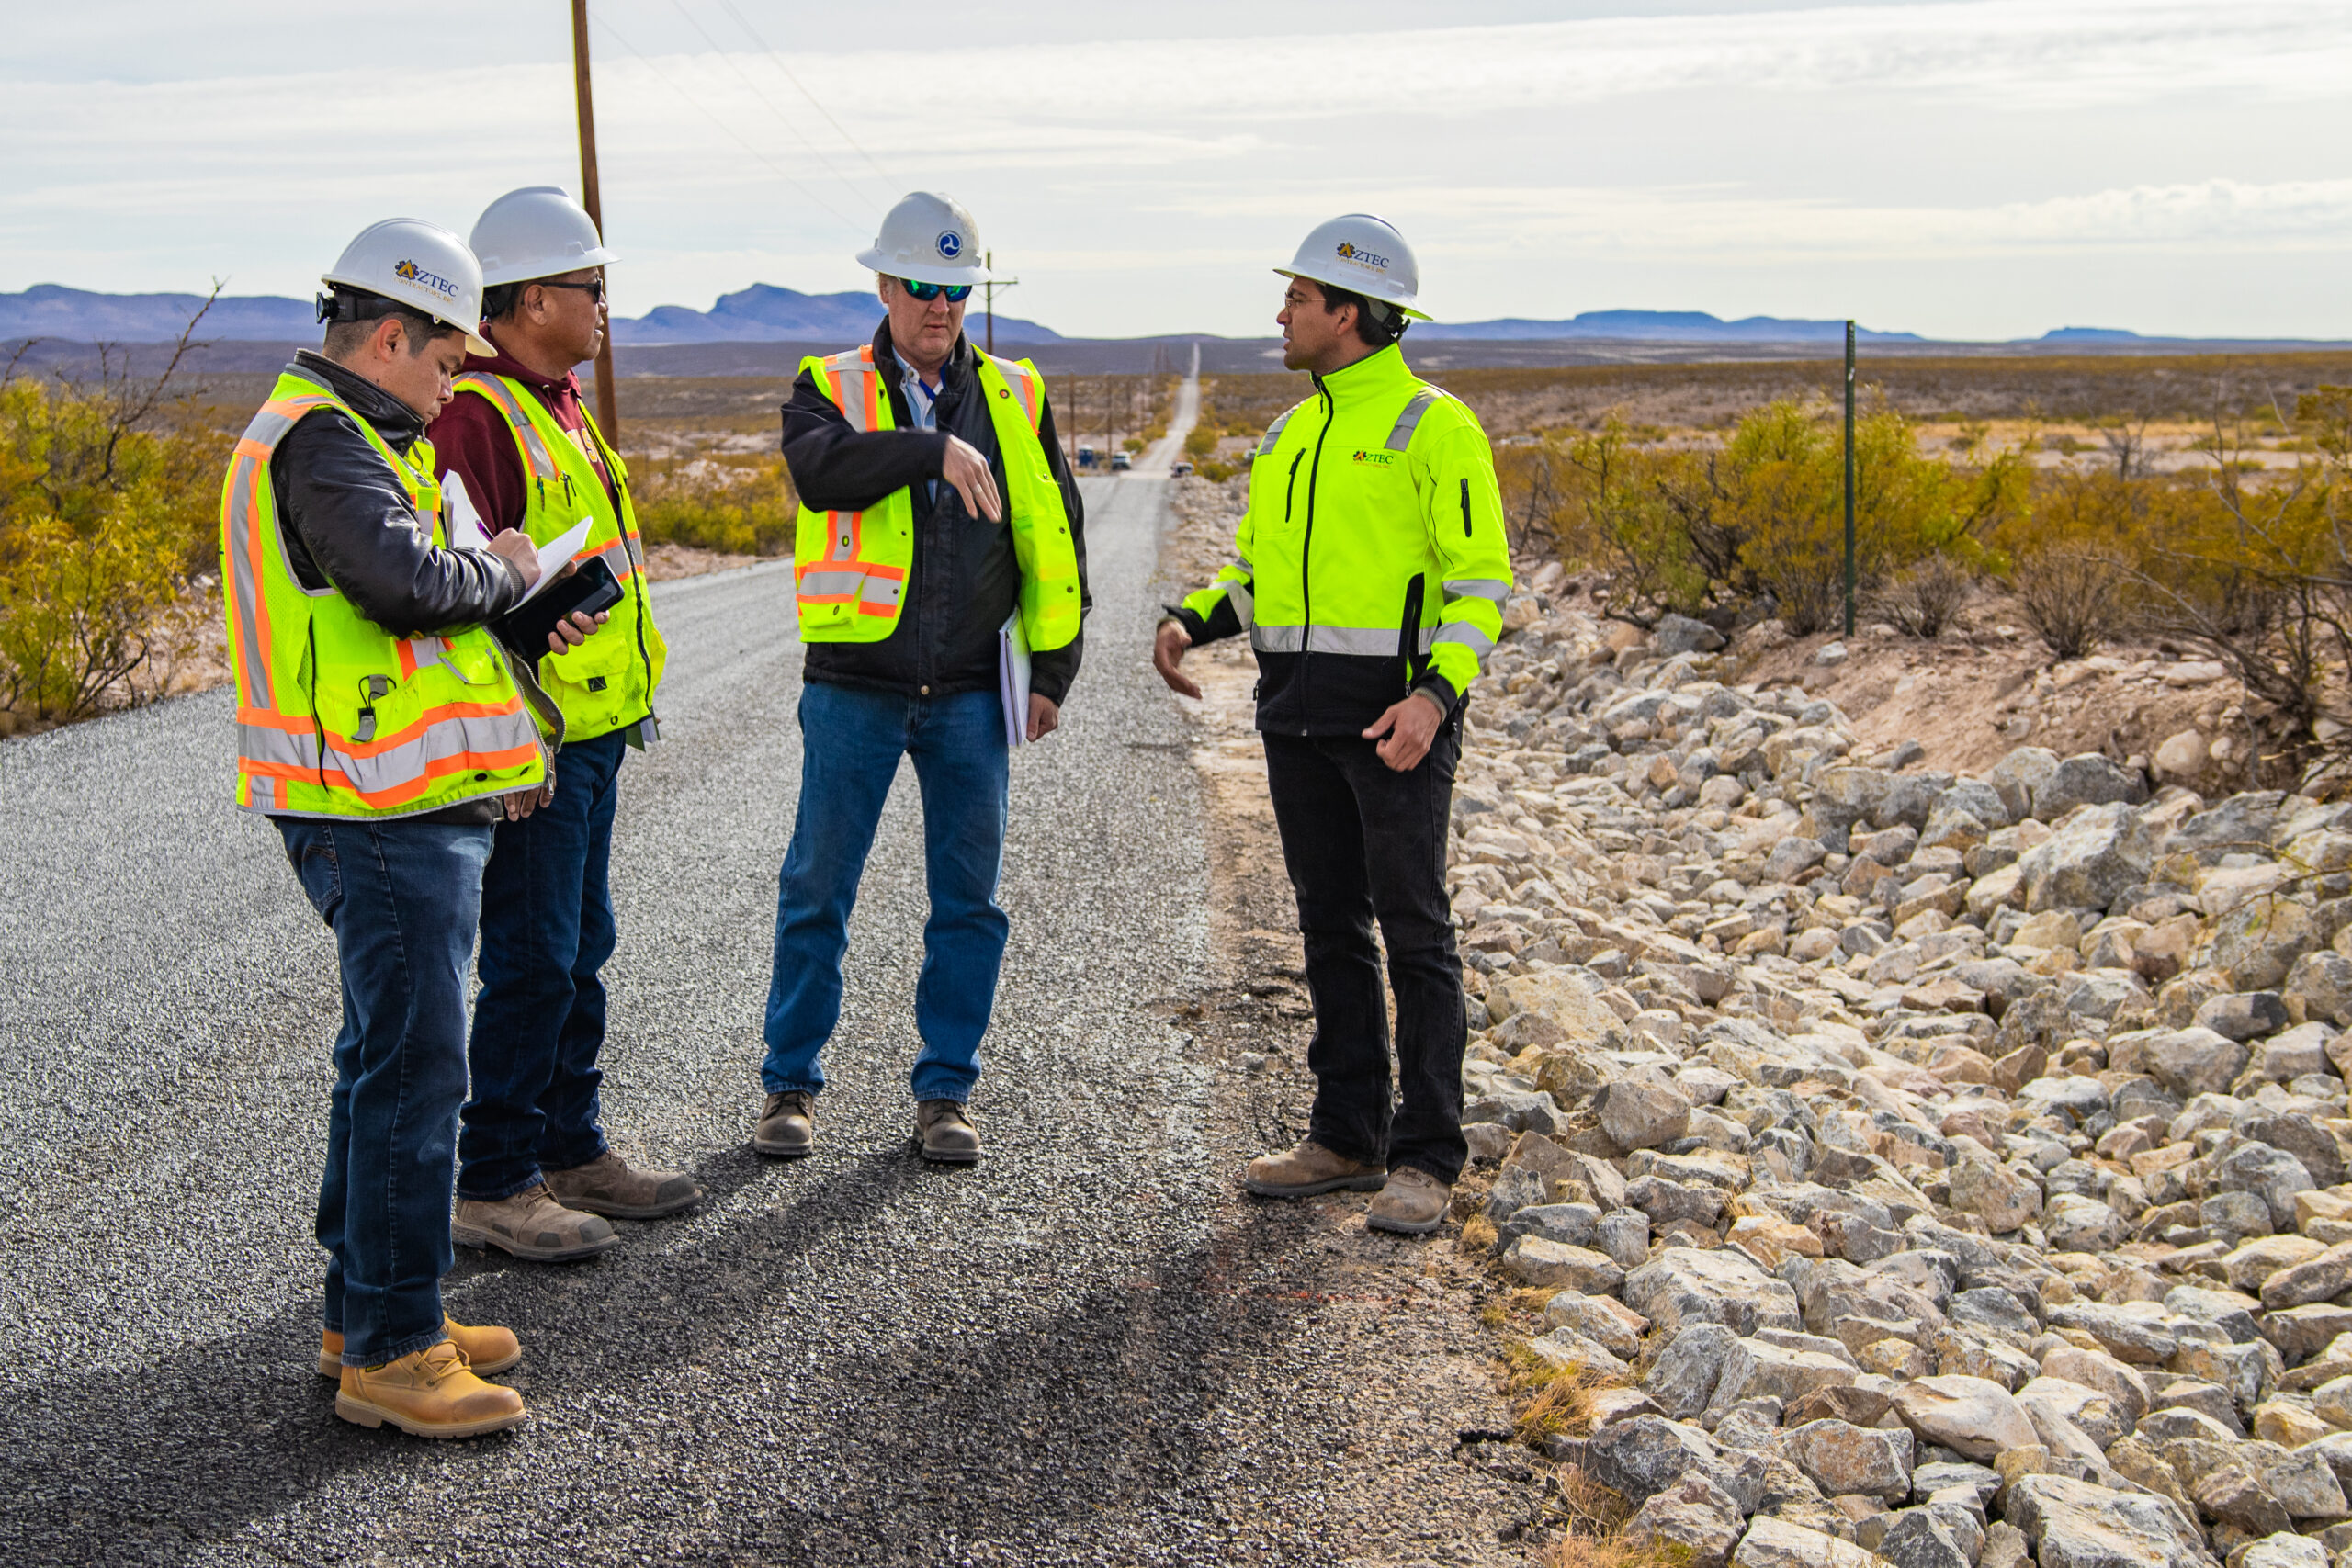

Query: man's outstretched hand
[[1152, 619, 1200, 700]]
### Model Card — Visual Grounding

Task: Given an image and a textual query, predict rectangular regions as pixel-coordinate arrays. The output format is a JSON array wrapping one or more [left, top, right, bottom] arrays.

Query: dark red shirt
[[427, 334, 615, 536]]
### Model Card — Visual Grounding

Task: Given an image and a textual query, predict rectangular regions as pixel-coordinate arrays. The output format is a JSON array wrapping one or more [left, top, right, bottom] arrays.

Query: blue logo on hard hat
[[936, 231, 963, 260]]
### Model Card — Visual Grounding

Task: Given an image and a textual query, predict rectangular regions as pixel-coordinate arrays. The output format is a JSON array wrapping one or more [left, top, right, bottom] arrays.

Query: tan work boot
[[753, 1090, 816, 1158], [319, 1314, 520, 1378], [335, 1340, 528, 1438], [1366, 1166, 1452, 1235], [452, 1181, 619, 1262], [545, 1150, 703, 1219], [915, 1099, 980, 1164], [1242, 1138, 1385, 1198]]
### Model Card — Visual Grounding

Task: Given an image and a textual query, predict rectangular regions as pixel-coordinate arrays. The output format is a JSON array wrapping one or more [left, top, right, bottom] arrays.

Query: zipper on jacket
[[1297, 379, 1334, 733], [1460, 477, 1473, 538], [1283, 451, 1303, 523]]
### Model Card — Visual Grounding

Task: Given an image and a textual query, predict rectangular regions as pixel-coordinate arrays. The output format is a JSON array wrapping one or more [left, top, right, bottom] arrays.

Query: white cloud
[[4, 0, 2351, 337]]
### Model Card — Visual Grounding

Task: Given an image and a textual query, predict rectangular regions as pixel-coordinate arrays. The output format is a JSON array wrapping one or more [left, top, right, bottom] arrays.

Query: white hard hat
[[1274, 213, 1428, 321], [856, 192, 991, 288], [469, 186, 619, 287], [320, 218, 493, 355]]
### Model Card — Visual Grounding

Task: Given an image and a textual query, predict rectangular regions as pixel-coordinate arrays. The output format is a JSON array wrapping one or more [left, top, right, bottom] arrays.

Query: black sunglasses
[[899, 277, 972, 303], [538, 277, 607, 304]]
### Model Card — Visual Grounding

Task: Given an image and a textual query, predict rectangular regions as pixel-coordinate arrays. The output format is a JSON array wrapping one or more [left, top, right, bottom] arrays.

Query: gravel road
[[0, 422, 1542, 1565]]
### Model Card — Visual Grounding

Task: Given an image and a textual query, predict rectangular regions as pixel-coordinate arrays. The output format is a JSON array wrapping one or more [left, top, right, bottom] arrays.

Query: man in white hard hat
[[752, 191, 1089, 1164], [1154, 214, 1513, 1235], [221, 217, 604, 1437], [429, 186, 699, 1265]]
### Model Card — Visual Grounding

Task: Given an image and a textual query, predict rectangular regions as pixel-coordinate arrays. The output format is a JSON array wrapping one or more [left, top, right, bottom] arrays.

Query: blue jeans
[[762, 681, 1009, 1104], [458, 728, 628, 1201], [277, 816, 492, 1367]]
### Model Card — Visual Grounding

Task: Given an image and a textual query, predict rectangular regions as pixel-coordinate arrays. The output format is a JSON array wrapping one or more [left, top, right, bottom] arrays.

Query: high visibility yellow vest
[[448, 371, 668, 740], [220, 369, 546, 818], [792, 344, 1082, 650]]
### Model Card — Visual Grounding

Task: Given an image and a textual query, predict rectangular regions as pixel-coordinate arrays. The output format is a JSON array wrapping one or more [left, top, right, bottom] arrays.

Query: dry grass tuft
[[1504, 1345, 1630, 1445], [1458, 1213, 1498, 1255], [1536, 1466, 1695, 1568]]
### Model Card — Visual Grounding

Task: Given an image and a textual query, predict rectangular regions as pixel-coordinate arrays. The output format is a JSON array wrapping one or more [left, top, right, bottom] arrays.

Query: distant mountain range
[[0, 284, 2301, 349], [0, 283, 1062, 346], [1414, 310, 1922, 344]]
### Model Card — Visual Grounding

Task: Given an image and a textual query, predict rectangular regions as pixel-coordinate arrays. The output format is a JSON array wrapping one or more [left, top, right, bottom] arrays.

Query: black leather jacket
[[779, 324, 1089, 704], [269, 351, 525, 637]]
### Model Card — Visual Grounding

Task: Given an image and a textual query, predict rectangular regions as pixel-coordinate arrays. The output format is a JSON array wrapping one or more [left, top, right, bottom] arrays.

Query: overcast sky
[[7, 0, 2350, 340]]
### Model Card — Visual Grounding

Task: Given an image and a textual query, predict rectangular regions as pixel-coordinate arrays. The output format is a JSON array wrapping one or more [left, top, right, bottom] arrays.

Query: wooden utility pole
[[571, 0, 619, 438], [981, 250, 1020, 355]]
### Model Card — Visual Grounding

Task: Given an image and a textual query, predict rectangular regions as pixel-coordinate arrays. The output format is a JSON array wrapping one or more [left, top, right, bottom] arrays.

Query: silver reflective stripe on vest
[[238, 711, 531, 802], [1255, 408, 1296, 457], [458, 375, 560, 480], [1223, 578, 1255, 629], [797, 570, 867, 598], [1432, 621, 1498, 654], [224, 454, 273, 709], [860, 576, 901, 608], [1442, 577, 1510, 603], [1385, 389, 1440, 453], [1252, 624, 1438, 656]]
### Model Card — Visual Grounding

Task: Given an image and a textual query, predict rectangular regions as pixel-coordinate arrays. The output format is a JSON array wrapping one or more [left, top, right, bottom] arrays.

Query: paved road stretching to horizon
[[0, 384, 1532, 1568]]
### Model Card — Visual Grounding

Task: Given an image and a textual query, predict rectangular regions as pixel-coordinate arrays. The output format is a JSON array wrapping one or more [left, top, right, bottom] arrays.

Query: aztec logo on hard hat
[[1334, 240, 1392, 273], [936, 231, 964, 260], [391, 258, 462, 300]]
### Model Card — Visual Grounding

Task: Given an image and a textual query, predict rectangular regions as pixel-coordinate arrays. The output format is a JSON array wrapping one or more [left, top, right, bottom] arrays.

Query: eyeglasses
[[899, 277, 972, 303], [538, 277, 607, 304]]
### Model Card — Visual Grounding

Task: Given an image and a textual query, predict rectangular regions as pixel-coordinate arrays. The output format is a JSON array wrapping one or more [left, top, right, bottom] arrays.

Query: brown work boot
[[1365, 1167, 1452, 1235], [753, 1090, 816, 1158], [320, 1314, 520, 1378], [451, 1181, 619, 1262], [544, 1150, 703, 1219], [1241, 1138, 1385, 1198], [335, 1340, 528, 1438], [915, 1099, 980, 1164]]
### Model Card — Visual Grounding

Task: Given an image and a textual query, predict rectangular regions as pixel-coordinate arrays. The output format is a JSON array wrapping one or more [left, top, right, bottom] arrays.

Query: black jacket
[[779, 323, 1088, 704], [270, 351, 526, 636]]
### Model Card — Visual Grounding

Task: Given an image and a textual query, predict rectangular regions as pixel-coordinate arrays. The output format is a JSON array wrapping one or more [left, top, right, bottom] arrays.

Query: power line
[[711, 0, 897, 190], [592, 11, 867, 235], [663, 0, 881, 219]]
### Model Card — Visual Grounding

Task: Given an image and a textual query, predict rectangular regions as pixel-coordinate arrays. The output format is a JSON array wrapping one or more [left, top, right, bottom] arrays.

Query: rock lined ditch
[[1444, 571, 2352, 1568]]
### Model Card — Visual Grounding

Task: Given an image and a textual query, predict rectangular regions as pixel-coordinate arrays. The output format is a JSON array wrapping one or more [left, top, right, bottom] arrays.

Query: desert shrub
[[1875, 553, 1973, 638], [0, 344, 226, 722], [1183, 422, 1217, 458], [630, 452, 797, 557], [2014, 543, 2131, 661], [1506, 398, 2024, 634], [1193, 458, 1238, 483]]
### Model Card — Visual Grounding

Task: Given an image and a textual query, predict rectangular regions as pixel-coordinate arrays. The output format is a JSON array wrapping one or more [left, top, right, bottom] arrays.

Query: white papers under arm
[[510, 516, 596, 606], [999, 611, 1031, 748]]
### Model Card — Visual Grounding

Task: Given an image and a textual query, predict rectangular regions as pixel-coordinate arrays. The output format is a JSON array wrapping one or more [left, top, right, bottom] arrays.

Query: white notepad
[[999, 611, 1031, 748]]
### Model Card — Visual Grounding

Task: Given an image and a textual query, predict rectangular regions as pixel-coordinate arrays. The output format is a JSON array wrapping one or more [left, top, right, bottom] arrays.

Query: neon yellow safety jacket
[[447, 371, 668, 740], [1175, 344, 1513, 736], [792, 344, 1082, 651], [220, 370, 547, 818]]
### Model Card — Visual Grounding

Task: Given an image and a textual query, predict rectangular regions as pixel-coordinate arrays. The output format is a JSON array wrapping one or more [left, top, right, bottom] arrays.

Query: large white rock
[[2003, 1472, 2215, 1568], [1890, 1374, 2040, 1461]]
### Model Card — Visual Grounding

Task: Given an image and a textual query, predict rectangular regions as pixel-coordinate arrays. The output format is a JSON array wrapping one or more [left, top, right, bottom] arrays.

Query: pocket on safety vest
[[541, 621, 637, 684]]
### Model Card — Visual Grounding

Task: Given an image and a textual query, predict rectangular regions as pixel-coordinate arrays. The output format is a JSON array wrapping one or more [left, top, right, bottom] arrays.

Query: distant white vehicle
[[1111, 452, 1132, 472]]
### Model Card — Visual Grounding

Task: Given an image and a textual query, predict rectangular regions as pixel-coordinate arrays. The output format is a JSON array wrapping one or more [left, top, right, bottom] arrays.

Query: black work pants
[[1262, 717, 1468, 1185]]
